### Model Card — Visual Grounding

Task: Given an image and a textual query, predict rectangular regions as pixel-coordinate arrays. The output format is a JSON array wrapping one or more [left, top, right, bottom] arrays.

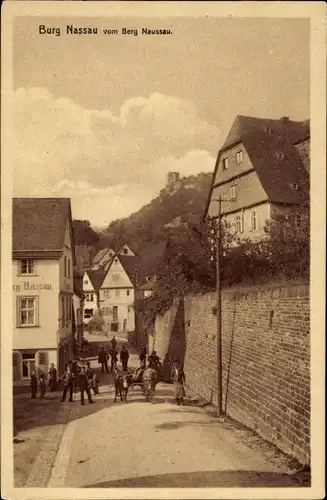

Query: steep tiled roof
[[87, 269, 105, 291], [13, 198, 73, 257], [104, 254, 141, 287], [242, 130, 309, 204], [222, 115, 310, 151], [118, 254, 141, 287], [92, 247, 114, 265], [140, 278, 156, 291], [205, 116, 310, 218]]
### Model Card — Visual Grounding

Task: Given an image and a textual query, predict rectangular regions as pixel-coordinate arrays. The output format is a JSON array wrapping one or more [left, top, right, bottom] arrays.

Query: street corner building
[[12, 198, 78, 381]]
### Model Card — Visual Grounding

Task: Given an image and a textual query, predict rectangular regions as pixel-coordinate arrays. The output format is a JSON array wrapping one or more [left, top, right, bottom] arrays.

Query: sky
[[13, 16, 310, 228]]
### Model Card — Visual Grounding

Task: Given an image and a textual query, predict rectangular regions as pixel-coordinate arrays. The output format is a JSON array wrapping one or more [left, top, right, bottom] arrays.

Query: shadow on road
[[13, 366, 177, 436], [84, 469, 308, 488]]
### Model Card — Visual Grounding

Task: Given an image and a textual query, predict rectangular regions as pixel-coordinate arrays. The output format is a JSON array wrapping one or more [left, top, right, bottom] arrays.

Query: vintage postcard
[[1, 1, 326, 499]]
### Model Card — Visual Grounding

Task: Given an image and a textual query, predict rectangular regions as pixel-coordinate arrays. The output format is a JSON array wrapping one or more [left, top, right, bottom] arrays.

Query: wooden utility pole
[[215, 196, 223, 417]]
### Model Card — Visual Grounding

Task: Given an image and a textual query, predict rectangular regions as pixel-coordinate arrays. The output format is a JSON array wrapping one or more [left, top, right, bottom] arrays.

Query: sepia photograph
[[1, 1, 326, 499]]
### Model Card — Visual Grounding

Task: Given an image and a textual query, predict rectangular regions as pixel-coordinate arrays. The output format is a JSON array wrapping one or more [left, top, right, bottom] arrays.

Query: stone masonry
[[153, 281, 310, 465]]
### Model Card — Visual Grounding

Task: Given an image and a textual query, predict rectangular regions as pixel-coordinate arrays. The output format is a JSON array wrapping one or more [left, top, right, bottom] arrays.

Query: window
[[65, 297, 68, 323], [251, 211, 257, 231], [84, 309, 93, 319], [113, 274, 119, 283], [116, 289, 120, 297], [22, 353, 35, 378], [236, 150, 243, 164], [64, 257, 67, 278], [61, 297, 65, 327], [290, 183, 299, 191], [235, 215, 242, 233], [230, 185, 237, 200], [222, 158, 229, 170], [123, 248, 128, 254], [104, 290, 110, 299], [20, 259, 35, 275], [17, 297, 38, 327], [68, 258, 71, 279], [84, 280, 89, 285], [126, 290, 130, 296]]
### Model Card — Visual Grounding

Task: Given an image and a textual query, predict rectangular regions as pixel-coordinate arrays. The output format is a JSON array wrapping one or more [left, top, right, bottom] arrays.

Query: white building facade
[[99, 255, 136, 333], [12, 198, 76, 381], [82, 270, 99, 324]]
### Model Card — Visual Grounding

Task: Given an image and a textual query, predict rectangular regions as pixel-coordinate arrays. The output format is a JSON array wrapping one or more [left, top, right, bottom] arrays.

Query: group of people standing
[[29, 339, 186, 407], [30, 362, 58, 399], [138, 346, 186, 405], [98, 336, 130, 374], [61, 359, 99, 405]]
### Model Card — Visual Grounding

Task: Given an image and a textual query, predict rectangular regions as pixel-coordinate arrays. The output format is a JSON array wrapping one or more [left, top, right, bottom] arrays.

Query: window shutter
[[38, 351, 49, 375], [13, 351, 22, 381]]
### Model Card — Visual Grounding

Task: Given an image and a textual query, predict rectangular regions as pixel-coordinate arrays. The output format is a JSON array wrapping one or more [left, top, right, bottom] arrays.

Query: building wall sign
[[13, 282, 52, 292]]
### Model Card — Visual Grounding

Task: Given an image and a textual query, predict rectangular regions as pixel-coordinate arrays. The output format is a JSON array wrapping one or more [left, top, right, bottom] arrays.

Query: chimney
[[281, 116, 290, 123]]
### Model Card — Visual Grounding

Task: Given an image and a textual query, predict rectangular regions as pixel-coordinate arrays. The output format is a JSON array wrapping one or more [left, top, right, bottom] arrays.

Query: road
[[39, 353, 299, 488], [14, 344, 306, 488]]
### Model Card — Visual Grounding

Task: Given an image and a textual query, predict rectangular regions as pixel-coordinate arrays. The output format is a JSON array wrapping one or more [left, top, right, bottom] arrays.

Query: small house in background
[[91, 247, 115, 270], [82, 269, 105, 325], [12, 198, 76, 381], [99, 253, 139, 334], [72, 281, 84, 352], [204, 115, 310, 240], [118, 244, 135, 256], [139, 276, 156, 298]]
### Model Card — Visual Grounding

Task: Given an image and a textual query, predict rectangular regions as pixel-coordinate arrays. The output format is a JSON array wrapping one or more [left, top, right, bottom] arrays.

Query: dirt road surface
[[14, 350, 308, 488]]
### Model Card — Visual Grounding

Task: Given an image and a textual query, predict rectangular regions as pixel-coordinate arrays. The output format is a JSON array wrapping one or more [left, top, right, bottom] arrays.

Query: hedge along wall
[[155, 281, 310, 465]]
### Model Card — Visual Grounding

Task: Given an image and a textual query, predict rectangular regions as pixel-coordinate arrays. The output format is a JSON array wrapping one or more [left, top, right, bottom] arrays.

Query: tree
[[264, 205, 310, 278], [73, 220, 100, 246]]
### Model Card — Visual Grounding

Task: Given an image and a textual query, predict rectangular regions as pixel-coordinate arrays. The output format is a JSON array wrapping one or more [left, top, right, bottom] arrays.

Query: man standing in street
[[120, 345, 129, 372], [61, 365, 74, 403], [98, 347, 109, 374], [48, 363, 58, 391], [139, 344, 147, 366], [110, 349, 118, 373], [78, 366, 95, 405], [143, 361, 157, 403], [111, 336, 117, 351]]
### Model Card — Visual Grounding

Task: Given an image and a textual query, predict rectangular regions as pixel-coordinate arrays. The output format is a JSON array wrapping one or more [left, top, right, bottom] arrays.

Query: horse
[[114, 373, 132, 402]]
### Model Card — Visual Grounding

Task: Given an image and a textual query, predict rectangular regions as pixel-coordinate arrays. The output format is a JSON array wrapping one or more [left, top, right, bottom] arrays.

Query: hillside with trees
[[73, 172, 213, 278]]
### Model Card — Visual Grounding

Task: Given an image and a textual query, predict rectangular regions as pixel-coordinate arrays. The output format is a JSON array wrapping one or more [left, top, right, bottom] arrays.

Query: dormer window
[[123, 248, 128, 254], [222, 158, 229, 170], [236, 151, 243, 164], [277, 152, 285, 160], [290, 183, 299, 191], [20, 259, 35, 275]]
